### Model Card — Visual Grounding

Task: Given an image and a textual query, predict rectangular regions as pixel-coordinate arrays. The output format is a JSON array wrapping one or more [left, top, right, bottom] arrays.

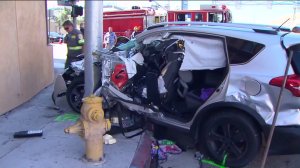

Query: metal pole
[[293, 5, 296, 22], [48, 9, 51, 43], [93, 1, 103, 90], [72, 1, 77, 28], [260, 51, 294, 168], [84, 0, 102, 97], [97, 1, 103, 51], [181, 0, 188, 10]]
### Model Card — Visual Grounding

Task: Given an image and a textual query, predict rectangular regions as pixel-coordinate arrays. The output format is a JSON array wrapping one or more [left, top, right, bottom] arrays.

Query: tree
[[77, 16, 85, 27], [53, 7, 72, 31]]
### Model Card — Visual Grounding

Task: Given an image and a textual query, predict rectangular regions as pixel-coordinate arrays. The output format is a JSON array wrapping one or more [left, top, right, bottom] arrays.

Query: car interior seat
[[161, 55, 183, 105]]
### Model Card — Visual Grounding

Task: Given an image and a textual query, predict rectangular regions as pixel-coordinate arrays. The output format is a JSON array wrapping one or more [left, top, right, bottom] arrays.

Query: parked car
[[98, 22, 300, 167], [48, 32, 64, 43]]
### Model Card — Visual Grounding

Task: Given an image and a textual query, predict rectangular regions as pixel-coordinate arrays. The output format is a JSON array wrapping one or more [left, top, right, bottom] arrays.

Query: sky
[[48, 1, 300, 27]]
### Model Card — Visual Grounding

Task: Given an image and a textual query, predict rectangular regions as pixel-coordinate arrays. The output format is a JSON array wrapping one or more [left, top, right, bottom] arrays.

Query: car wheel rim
[[206, 122, 248, 162], [70, 84, 84, 111]]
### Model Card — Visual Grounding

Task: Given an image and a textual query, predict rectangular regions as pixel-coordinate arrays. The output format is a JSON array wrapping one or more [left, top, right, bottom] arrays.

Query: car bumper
[[269, 125, 300, 155], [52, 74, 67, 104]]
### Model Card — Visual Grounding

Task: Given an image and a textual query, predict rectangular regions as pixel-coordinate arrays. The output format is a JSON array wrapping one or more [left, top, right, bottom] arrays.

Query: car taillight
[[269, 74, 300, 97], [111, 64, 128, 90]]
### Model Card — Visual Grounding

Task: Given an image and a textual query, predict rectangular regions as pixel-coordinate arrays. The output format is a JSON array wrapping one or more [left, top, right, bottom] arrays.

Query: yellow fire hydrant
[[64, 95, 111, 162]]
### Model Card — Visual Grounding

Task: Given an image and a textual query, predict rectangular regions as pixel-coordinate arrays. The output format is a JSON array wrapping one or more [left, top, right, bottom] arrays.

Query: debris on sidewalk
[[103, 134, 117, 145], [151, 141, 167, 161], [151, 139, 183, 162], [54, 113, 80, 122], [195, 151, 229, 168], [13, 130, 43, 138], [158, 139, 182, 154]]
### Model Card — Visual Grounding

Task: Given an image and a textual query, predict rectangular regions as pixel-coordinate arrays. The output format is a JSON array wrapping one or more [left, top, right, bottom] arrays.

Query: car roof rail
[[147, 22, 279, 35]]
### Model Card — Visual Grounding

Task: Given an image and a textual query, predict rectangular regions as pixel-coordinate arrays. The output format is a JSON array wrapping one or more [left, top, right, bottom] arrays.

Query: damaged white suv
[[100, 22, 300, 167]]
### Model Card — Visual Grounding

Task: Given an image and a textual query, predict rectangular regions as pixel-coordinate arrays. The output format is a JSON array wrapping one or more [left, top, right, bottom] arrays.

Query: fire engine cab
[[167, 5, 232, 23]]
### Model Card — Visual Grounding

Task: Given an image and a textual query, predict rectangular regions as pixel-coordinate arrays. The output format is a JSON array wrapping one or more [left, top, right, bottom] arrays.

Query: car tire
[[66, 77, 84, 113], [200, 111, 261, 168]]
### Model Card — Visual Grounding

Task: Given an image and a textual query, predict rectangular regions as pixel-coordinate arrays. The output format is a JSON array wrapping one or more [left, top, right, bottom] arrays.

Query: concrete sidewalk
[[0, 84, 141, 168]]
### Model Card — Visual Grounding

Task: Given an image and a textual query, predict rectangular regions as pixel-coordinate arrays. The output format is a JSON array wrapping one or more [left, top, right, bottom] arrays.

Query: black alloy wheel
[[201, 111, 261, 168]]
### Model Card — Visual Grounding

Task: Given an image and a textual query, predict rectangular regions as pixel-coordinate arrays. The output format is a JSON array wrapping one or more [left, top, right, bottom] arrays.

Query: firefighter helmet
[[134, 26, 139, 31]]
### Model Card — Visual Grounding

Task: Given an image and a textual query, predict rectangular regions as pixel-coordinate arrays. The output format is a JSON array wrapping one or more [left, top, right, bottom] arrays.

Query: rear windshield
[[291, 51, 300, 74]]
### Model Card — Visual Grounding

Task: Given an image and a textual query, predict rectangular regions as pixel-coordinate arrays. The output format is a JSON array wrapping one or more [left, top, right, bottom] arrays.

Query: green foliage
[[51, 7, 84, 29], [52, 7, 72, 28], [77, 16, 85, 26], [54, 113, 80, 122]]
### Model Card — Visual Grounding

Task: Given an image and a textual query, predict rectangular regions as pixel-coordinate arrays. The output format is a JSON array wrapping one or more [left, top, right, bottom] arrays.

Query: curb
[[129, 131, 153, 168]]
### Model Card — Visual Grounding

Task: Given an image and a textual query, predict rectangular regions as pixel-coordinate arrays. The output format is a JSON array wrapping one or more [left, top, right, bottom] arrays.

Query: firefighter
[[80, 23, 84, 36], [63, 20, 84, 69], [130, 26, 139, 39], [104, 27, 117, 50]]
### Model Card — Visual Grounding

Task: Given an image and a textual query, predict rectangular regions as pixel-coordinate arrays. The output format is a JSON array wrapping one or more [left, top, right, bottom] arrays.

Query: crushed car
[[97, 22, 300, 167], [53, 21, 300, 167]]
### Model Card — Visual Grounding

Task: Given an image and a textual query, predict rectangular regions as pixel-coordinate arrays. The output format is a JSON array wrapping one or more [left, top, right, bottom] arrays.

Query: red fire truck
[[103, 9, 166, 38], [103, 5, 232, 42], [167, 5, 232, 23]]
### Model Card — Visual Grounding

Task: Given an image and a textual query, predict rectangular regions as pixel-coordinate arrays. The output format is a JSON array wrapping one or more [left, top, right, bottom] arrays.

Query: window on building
[[154, 16, 166, 23], [146, 16, 156, 27], [226, 37, 265, 64], [160, 16, 166, 22], [155, 16, 160, 24]]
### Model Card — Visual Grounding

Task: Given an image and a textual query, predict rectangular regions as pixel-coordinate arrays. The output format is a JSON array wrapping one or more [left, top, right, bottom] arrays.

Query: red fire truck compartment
[[104, 9, 156, 37]]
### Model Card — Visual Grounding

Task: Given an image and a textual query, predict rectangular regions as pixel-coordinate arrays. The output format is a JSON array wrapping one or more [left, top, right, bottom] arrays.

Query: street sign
[[71, 5, 83, 17], [57, 0, 78, 6], [57, 0, 72, 6]]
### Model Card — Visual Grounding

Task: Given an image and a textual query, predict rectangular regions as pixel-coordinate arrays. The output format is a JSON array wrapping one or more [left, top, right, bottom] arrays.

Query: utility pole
[[94, 1, 103, 91], [83, 0, 102, 97], [97, 1, 103, 51], [293, 5, 296, 22], [181, 0, 188, 10], [71, 0, 77, 28]]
